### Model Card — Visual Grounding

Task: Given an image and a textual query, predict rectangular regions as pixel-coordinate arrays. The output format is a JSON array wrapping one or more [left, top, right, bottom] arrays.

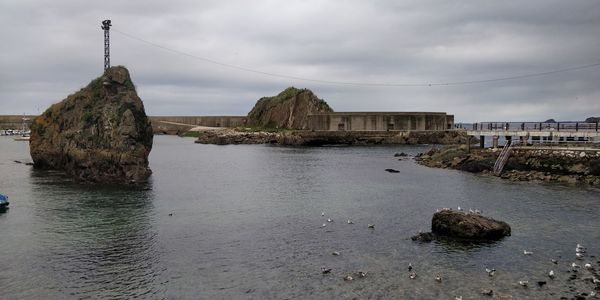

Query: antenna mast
[[101, 20, 112, 70]]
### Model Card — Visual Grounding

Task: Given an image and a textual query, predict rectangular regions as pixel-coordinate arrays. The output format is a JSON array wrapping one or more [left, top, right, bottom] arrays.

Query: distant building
[[307, 112, 454, 131]]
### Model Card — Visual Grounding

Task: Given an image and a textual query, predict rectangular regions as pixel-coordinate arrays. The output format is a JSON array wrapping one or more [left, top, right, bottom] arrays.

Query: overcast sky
[[1, 1, 599, 122]]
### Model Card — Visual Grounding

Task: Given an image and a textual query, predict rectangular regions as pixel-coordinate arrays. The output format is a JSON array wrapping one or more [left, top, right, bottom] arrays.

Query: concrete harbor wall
[[308, 112, 453, 131], [0, 115, 35, 130], [149, 116, 247, 128]]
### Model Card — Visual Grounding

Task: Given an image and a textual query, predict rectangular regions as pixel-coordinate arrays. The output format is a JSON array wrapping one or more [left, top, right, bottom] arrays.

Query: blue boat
[[0, 194, 9, 212]]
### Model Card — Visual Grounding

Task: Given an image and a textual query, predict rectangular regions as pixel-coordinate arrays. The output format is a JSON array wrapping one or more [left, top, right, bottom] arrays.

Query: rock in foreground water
[[30, 66, 153, 183], [432, 210, 511, 240]]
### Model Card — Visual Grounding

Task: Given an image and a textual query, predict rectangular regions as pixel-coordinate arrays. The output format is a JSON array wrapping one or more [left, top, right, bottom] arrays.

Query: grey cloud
[[1, 0, 599, 122]]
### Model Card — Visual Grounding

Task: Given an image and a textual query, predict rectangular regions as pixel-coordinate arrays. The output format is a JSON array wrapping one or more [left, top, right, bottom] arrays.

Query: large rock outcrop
[[29, 66, 153, 183], [431, 210, 511, 240], [246, 87, 333, 129]]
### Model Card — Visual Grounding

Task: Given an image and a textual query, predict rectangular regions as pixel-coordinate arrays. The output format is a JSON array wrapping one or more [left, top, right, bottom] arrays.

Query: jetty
[[465, 121, 600, 149]]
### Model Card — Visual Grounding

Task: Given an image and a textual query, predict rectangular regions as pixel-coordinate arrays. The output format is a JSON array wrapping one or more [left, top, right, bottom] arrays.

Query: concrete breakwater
[[194, 129, 470, 145], [416, 145, 600, 185]]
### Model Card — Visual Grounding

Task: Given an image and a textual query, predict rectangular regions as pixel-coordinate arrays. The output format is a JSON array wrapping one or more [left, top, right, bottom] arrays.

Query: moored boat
[[0, 194, 9, 212]]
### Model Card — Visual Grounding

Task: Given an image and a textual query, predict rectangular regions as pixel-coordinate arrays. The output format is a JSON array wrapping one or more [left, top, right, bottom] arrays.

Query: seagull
[[409, 272, 417, 279], [518, 280, 528, 287], [321, 267, 332, 274], [523, 250, 533, 255], [551, 259, 558, 264], [548, 270, 555, 279], [347, 219, 354, 224], [576, 253, 584, 259], [356, 271, 367, 278], [343, 275, 354, 281], [435, 274, 442, 282], [321, 212, 325, 216], [474, 209, 482, 215], [590, 291, 596, 297], [455, 296, 463, 300], [485, 267, 496, 277], [469, 208, 475, 214], [481, 289, 493, 296], [168, 213, 173, 216], [368, 224, 375, 229], [457, 206, 463, 211], [322, 223, 327, 227], [408, 263, 413, 272], [332, 251, 340, 256], [577, 243, 586, 249], [576, 247, 586, 253], [436, 209, 440, 213], [593, 277, 600, 284], [327, 218, 333, 223], [584, 263, 593, 270], [572, 262, 581, 269]]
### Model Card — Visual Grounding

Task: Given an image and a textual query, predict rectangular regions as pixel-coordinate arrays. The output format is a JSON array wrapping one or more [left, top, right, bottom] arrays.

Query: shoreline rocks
[[29, 66, 153, 183], [416, 145, 600, 186], [195, 128, 471, 146]]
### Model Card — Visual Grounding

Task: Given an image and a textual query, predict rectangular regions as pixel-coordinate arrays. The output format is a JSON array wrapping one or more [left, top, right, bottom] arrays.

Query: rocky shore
[[416, 145, 600, 186], [195, 128, 471, 146]]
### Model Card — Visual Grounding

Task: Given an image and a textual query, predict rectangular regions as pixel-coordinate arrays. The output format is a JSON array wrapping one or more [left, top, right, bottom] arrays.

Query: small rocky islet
[[29, 66, 153, 183]]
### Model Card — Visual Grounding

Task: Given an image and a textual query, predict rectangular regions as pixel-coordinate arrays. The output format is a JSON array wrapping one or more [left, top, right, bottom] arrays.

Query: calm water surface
[[1, 135, 599, 299]]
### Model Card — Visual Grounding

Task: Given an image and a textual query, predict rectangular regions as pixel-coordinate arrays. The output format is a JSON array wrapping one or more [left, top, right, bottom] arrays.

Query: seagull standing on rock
[[518, 280, 529, 287]]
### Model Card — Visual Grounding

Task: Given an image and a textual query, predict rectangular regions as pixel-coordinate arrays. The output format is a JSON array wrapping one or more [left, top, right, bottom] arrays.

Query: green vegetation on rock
[[246, 87, 333, 130]]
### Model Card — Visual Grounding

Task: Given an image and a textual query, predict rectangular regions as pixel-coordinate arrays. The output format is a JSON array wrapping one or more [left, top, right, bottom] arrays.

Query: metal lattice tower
[[101, 20, 112, 70]]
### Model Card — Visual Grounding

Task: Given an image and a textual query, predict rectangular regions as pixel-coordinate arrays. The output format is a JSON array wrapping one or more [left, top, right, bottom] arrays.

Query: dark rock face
[[432, 210, 511, 240], [246, 87, 333, 129], [30, 66, 153, 183]]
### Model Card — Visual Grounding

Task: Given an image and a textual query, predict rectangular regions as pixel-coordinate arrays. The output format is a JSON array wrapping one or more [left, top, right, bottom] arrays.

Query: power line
[[113, 28, 600, 87]]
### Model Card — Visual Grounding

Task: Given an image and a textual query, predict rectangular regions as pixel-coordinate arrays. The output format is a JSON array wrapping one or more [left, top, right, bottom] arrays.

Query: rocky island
[[29, 66, 153, 183], [195, 87, 468, 145]]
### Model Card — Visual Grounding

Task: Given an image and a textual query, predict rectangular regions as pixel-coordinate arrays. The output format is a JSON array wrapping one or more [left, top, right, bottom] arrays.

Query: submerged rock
[[431, 210, 511, 240], [246, 87, 333, 129], [29, 66, 153, 183], [411, 232, 435, 242]]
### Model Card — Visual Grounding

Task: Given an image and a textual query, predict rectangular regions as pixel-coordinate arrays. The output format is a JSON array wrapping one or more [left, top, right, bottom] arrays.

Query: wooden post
[[467, 136, 472, 153], [480, 135, 485, 149]]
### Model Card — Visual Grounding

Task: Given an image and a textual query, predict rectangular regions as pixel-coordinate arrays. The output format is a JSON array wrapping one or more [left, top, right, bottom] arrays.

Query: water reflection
[[28, 175, 164, 299]]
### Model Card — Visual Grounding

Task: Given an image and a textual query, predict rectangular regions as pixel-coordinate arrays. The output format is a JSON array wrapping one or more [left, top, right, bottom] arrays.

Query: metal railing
[[456, 121, 600, 132]]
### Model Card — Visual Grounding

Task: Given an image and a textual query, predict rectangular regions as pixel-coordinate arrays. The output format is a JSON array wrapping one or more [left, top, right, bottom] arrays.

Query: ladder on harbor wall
[[493, 139, 514, 176]]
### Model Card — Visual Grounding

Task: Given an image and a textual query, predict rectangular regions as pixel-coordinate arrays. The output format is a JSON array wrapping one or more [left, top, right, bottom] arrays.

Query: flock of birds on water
[[317, 208, 599, 299]]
